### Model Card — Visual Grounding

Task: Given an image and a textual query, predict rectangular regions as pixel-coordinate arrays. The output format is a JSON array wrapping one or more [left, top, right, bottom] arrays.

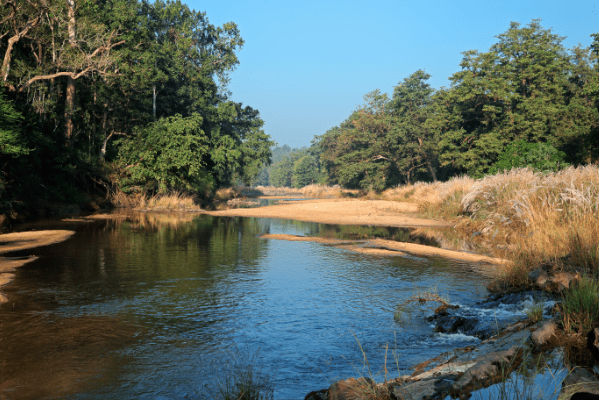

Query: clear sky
[[185, 0, 598, 148]]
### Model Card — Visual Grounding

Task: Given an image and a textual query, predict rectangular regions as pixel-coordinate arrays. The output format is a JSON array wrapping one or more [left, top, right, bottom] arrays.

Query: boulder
[[433, 303, 460, 316], [528, 268, 549, 287], [305, 389, 328, 400], [433, 315, 479, 336], [390, 378, 453, 400], [451, 346, 523, 396], [559, 367, 599, 400]]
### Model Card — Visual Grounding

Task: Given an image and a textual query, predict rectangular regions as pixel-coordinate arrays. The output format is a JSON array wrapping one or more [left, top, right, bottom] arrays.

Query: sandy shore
[[207, 198, 447, 228], [0, 230, 75, 302]]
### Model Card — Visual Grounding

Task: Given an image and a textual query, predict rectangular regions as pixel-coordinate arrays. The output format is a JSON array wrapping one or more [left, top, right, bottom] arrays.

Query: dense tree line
[[311, 21, 598, 191], [0, 0, 272, 216], [255, 145, 320, 188]]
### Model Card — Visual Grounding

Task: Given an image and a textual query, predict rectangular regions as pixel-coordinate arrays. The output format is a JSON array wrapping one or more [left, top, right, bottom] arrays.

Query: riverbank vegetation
[[0, 0, 272, 223]]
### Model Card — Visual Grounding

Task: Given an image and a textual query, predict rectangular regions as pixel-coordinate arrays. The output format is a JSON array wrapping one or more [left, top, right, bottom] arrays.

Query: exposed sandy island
[[259, 233, 359, 245], [0, 230, 75, 254], [208, 198, 446, 228], [0, 230, 75, 302]]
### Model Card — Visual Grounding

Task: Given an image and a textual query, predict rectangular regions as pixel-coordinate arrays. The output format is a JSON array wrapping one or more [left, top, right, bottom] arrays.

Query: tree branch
[[1, 15, 41, 82]]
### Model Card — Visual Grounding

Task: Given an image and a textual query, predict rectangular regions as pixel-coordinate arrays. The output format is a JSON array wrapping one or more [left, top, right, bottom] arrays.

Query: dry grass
[[386, 166, 598, 289], [110, 190, 201, 211], [214, 186, 264, 201], [254, 184, 356, 198]]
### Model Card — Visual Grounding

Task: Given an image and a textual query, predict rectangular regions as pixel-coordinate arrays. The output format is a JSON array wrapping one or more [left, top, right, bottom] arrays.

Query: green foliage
[[0, 0, 272, 217], [269, 155, 295, 187], [267, 147, 319, 187], [0, 90, 28, 157], [526, 303, 544, 324], [561, 277, 599, 334], [312, 20, 597, 187], [117, 114, 213, 195], [292, 155, 318, 188], [490, 140, 568, 173]]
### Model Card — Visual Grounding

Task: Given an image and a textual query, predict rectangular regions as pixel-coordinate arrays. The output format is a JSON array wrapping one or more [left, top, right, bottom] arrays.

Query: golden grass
[[387, 166, 599, 288], [254, 184, 355, 198], [214, 186, 264, 201], [110, 190, 201, 211]]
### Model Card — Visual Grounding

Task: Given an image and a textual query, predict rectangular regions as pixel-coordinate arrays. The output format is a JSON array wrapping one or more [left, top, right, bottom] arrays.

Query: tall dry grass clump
[[110, 190, 201, 211], [460, 166, 598, 276], [381, 175, 475, 219], [382, 166, 598, 286], [254, 184, 354, 198]]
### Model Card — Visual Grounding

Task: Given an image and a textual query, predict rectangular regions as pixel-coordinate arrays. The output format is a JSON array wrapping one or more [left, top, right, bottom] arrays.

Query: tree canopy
[[0, 0, 272, 215], [311, 20, 598, 190]]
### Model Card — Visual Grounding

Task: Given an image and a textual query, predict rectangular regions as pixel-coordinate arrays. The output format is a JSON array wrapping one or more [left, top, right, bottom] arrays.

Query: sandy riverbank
[[206, 198, 447, 228], [0, 230, 75, 302]]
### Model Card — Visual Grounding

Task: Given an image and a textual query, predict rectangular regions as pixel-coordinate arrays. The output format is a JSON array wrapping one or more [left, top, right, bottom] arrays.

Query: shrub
[[490, 140, 568, 173]]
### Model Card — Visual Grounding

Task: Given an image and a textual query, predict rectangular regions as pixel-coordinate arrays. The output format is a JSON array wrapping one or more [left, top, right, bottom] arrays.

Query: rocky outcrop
[[559, 367, 599, 400], [427, 290, 556, 340], [306, 319, 596, 400]]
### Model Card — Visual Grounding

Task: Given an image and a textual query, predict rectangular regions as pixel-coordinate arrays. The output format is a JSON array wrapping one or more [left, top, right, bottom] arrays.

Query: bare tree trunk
[[427, 161, 438, 182], [99, 109, 108, 160], [64, 0, 76, 142]]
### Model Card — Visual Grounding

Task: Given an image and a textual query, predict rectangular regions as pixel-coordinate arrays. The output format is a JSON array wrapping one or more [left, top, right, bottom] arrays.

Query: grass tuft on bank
[[110, 190, 202, 211]]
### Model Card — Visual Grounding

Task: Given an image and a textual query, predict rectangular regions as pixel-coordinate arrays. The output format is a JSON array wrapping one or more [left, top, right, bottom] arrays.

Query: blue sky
[[186, 0, 598, 148]]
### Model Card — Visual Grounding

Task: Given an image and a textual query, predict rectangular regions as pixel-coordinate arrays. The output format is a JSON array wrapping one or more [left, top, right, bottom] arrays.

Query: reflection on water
[[0, 313, 140, 399], [1, 213, 491, 399]]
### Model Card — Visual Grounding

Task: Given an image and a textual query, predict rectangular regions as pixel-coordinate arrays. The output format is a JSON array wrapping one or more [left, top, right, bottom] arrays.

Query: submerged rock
[[431, 315, 480, 337]]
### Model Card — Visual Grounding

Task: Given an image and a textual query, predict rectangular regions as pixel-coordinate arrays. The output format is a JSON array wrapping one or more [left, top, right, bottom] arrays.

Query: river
[[0, 213, 492, 399]]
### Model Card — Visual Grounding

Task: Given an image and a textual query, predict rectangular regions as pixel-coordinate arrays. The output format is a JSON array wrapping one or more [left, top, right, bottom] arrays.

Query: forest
[[1, 6, 598, 218], [269, 21, 598, 191], [0, 0, 272, 219]]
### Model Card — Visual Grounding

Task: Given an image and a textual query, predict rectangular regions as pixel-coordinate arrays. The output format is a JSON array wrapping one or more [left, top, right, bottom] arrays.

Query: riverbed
[[0, 213, 493, 399]]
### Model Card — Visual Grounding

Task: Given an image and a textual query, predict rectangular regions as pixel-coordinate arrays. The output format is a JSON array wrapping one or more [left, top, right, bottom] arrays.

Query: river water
[[0, 213, 491, 399]]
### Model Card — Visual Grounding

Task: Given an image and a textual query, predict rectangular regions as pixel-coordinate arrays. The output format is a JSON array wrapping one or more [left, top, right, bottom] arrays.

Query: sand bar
[[260, 233, 508, 266], [208, 199, 446, 228], [0, 230, 75, 254], [0, 230, 75, 302]]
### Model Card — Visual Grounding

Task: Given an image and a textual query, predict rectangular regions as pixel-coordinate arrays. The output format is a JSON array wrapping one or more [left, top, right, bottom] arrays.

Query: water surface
[[0, 213, 492, 399]]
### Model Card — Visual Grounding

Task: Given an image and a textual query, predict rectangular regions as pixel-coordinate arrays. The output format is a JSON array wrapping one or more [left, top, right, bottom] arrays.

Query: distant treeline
[[0, 0, 272, 216], [271, 21, 598, 190], [256, 145, 320, 188]]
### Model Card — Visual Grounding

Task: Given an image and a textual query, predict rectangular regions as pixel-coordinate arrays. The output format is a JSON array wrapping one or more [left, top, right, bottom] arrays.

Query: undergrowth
[[561, 277, 599, 335]]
